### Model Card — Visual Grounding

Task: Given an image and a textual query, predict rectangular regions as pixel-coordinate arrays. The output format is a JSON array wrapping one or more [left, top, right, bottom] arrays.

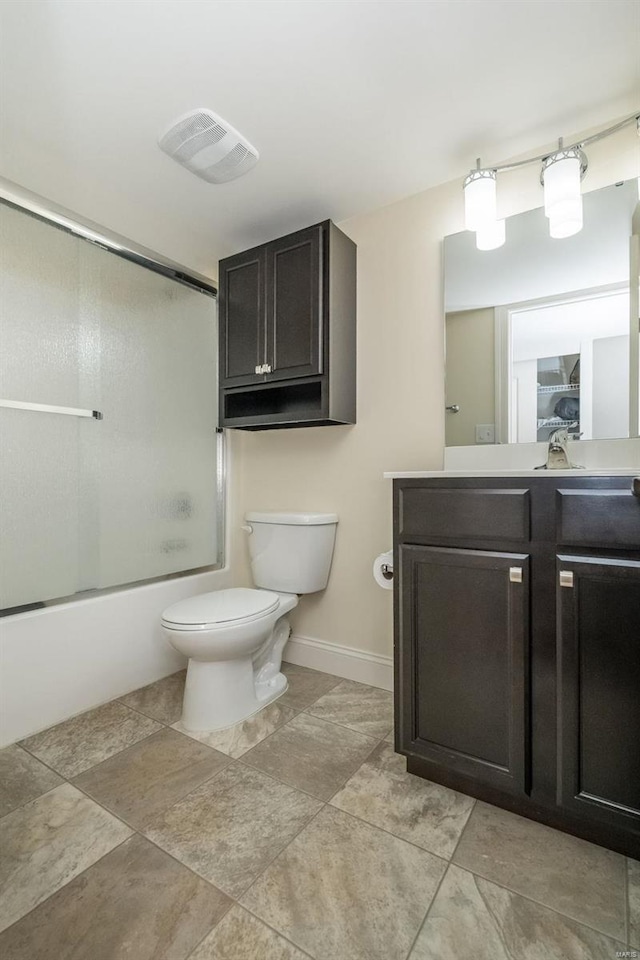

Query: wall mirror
[[443, 179, 639, 446]]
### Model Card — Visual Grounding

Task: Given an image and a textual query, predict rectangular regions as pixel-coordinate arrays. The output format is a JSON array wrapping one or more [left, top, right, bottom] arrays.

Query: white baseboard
[[283, 634, 393, 692]]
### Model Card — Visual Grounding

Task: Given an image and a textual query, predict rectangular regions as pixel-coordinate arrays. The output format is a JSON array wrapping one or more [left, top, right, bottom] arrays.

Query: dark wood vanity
[[393, 473, 640, 857]]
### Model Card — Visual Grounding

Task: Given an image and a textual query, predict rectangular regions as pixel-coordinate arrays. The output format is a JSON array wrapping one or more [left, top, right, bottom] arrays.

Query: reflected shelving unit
[[535, 354, 580, 441]]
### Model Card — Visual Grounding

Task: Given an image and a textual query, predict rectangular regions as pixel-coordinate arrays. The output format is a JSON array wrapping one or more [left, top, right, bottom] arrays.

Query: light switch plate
[[475, 423, 495, 444]]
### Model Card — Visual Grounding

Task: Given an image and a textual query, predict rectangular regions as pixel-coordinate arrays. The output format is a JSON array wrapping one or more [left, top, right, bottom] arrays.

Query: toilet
[[160, 511, 338, 731]]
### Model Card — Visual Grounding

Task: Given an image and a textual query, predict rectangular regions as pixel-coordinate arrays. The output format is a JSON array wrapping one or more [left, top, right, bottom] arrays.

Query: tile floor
[[0, 662, 637, 960]]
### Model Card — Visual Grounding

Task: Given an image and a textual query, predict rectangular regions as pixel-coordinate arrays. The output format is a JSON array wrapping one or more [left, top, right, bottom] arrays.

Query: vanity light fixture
[[463, 164, 506, 250], [541, 141, 587, 239], [475, 216, 506, 251], [463, 111, 639, 250]]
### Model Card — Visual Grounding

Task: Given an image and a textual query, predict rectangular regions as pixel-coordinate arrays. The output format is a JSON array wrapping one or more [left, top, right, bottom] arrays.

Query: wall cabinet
[[218, 221, 356, 429], [393, 474, 640, 858]]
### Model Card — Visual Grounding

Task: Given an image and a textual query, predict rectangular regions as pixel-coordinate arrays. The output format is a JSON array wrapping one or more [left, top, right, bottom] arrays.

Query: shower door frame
[[0, 182, 226, 616]]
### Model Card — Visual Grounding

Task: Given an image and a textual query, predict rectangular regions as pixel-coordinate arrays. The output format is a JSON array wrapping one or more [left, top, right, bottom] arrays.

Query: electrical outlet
[[475, 423, 495, 444]]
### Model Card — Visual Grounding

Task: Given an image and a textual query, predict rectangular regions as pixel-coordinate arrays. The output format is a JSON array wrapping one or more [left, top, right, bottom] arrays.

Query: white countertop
[[384, 469, 639, 479]]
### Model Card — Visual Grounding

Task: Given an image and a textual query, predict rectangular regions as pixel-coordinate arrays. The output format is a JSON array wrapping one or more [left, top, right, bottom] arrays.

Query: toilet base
[[180, 657, 288, 732]]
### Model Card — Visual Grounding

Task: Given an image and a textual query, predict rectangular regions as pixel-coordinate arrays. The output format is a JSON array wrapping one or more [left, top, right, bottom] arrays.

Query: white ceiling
[[1, 0, 638, 277]]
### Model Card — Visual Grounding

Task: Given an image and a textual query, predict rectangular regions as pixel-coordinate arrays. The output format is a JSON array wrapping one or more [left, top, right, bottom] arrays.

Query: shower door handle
[[0, 399, 103, 419]]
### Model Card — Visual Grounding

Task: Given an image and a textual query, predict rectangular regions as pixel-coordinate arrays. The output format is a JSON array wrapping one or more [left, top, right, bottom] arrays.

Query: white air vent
[[158, 108, 259, 184]]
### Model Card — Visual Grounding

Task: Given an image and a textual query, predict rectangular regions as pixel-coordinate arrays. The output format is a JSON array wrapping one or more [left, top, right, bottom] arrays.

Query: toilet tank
[[245, 512, 338, 594]]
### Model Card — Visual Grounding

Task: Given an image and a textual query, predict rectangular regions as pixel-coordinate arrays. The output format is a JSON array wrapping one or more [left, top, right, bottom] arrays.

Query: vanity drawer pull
[[559, 570, 574, 588]]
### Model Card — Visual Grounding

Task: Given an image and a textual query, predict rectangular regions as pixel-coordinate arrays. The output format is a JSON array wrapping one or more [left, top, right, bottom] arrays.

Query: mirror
[[444, 179, 639, 446]]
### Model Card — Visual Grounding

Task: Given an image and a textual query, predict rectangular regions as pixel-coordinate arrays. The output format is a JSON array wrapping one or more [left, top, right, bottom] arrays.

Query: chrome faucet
[[535, 427, 583, 470]]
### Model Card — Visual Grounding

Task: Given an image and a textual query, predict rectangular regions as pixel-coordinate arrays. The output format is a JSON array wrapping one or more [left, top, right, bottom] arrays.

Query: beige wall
[[228, 126, 639, 660], [229, 178, 461, 658], [445, 308, 495, 446]]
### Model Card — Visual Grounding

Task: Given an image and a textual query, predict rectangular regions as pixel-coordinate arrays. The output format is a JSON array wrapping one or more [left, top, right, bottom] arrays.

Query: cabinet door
[[557, 555, 640, 830], [219, 248, 265, 387], [265, 224, 323, 381], [399, 545, 530, 794]]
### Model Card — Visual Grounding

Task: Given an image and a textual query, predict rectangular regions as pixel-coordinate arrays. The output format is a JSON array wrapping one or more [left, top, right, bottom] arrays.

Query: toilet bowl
[[161, 512, 338, 731]]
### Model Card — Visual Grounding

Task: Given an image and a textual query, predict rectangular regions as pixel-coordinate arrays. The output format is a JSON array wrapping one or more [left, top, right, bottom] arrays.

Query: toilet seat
[[161, 588, 280, 631]]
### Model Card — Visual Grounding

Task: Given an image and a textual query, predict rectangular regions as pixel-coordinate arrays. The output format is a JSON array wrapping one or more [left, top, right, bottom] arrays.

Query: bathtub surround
[[0, 664, 636, 959], [0, 567, 231, 748]]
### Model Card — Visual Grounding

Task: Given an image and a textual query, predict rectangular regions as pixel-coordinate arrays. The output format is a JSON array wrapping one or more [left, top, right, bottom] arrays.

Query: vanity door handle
[[632, 478, 640, 499]]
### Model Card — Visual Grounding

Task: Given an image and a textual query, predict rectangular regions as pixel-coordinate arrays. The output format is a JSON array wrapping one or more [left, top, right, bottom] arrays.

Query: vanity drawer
[[557, 487, 640, 549], [398, 486, 530, 544]]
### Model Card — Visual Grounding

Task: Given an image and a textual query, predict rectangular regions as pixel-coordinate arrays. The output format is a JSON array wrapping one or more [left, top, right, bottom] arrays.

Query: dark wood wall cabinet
[[393, 474, 640, 858], [218, 220, 356, 430]]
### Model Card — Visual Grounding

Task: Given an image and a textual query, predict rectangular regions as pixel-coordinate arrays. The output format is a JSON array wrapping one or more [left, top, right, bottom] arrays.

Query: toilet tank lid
[[245, 511, 338, 525]]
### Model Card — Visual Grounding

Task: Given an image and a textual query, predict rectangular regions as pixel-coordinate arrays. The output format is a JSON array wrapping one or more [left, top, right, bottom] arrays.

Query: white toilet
[[160, 511, 338, 731]]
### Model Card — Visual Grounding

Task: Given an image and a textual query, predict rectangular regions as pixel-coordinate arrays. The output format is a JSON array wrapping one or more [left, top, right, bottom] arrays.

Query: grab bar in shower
[[0, 399, 103, 419]]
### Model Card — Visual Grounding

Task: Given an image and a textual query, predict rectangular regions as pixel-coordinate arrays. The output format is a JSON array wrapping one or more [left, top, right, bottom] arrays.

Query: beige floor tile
[[242, 805, 445, 960], [306, 679, 394, 739], [188, 904, 309, 960], [243, 713, 377, 800], [144, 763, 322, 898], [629, 858, 640, 949], [74, 728, 229, 829], [173, 700, 296, 759], [0, 834, 230, 960], [409, 863, 625, 960], [0, 782, 131, 932], [278, 663, 341, 711], [331, 741, 474, 858], [119, 670, 186, 724], [453, 801, 626, 940], [20, 701, 161, 778], [0, 744, 63, 818]]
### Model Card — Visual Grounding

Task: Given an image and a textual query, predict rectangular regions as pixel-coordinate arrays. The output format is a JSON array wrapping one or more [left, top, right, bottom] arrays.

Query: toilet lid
[[162, 588, 280, 627]]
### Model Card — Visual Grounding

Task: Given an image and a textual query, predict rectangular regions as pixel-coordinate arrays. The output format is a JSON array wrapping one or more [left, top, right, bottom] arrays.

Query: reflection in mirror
[[444, 179, 639, 446]]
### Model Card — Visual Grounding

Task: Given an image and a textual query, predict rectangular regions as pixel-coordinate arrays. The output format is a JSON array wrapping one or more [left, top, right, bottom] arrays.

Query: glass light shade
[[543, 153, 581, 215], [548, 200, 583, 239], [475, 218, 505, 251], [464, 171, 497, 231]]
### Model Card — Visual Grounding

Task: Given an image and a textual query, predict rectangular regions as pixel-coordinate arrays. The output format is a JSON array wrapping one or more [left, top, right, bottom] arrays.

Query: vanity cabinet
[[393, 474, 640, 858], [218, 220, 356, 429], [400, 545, 530, 795], [556, 555, 640, 830]]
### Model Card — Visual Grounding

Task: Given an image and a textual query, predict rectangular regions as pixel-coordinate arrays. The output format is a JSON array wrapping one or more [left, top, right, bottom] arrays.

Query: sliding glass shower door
[[0, 203, 220, 611]]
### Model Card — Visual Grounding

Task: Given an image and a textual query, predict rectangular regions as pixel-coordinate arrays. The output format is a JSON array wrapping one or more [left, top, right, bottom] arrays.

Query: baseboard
[[283, 634, 393, 692]]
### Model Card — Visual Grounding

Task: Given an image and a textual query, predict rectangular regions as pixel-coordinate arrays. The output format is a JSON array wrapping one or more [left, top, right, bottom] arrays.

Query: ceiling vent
[[158, 108, 259, 184]]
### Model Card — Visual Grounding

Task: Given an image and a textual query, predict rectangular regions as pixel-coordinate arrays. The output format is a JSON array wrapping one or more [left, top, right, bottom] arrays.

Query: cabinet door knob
[[255, 365, 262, 375], [509, 567, 523, 583], [559, 570, 574, 588], [264, 364, 272, 373]]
